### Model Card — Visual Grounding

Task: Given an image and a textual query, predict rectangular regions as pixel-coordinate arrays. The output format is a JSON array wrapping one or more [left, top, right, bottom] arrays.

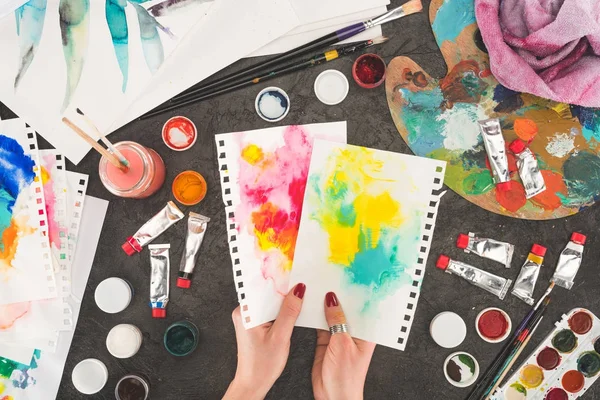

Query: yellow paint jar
[[172, 171, 207, 206]]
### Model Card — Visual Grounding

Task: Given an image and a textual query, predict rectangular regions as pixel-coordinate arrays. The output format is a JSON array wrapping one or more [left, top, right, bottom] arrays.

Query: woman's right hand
[[311, 292, 376, 400]]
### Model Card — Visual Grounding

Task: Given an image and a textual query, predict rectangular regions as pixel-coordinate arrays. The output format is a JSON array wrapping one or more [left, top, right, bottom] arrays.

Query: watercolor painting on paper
[[0, 119, 56, 305], [0, 0, 217, 163], [289, 140, 445, 350], [386, 0, 600, 220], [216, 122, 347, 329]]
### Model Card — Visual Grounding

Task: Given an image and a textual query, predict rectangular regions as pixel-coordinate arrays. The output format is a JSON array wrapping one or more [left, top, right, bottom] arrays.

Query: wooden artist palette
[[386, 0, 600, 220], [491, 308, 600, 400]]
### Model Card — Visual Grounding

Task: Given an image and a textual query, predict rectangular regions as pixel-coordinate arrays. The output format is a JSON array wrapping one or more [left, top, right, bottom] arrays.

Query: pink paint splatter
[[0, 302, 30, 330], [236, 126, 314, 295], [40, 155, 61, 251]]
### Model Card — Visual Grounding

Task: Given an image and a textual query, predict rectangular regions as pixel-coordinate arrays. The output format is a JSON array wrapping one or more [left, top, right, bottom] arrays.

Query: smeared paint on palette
[[492, 309, 600, 399], [386, 0, 600, 220]]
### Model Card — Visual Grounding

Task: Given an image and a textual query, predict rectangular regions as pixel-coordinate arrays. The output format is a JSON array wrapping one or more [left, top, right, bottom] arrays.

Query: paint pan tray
[[492, 308, 600, 400]]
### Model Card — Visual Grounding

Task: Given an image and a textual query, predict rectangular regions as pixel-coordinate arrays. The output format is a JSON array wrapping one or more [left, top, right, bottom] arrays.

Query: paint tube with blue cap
[[149, 244, 170, 318], [479, 118, 512, 192]]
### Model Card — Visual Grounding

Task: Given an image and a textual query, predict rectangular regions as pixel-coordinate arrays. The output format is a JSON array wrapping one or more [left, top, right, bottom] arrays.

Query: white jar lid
[[71, 358, 108, 395], [106, 324, 143, 359], [95, 277, 132, 314], [430, 311, 467, 348], [314, 69, 349, 105]]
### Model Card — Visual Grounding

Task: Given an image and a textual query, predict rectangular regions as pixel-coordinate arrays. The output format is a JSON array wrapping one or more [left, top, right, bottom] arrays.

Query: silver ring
[[329, 323, 349, 335]]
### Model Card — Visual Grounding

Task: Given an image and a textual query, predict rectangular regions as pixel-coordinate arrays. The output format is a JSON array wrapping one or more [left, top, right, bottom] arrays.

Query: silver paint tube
[[552, 233, 586, 290], [436, 255, 512, 300], [177, 213, 210, 289], [511, 141, 546, 198], [479, 118, 511, 188], [149, 244, 170, 319], [511, 245, 546, 305], [457, 233, 514, 268], [122, 201, 184, 255]]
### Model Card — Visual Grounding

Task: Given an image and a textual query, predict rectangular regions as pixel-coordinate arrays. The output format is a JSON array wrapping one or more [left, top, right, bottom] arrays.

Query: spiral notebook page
[[216, 122, 347, 329], [289, 140, 446, 350]]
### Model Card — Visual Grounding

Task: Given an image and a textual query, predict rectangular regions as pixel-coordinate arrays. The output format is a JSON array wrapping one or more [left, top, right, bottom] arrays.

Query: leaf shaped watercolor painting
[[14, 0, 47, 89], [106, 0, 129, 92]]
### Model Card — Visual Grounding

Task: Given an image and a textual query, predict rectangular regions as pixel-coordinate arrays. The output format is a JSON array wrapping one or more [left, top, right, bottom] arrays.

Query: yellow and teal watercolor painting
[[386, 0, 600, 220]]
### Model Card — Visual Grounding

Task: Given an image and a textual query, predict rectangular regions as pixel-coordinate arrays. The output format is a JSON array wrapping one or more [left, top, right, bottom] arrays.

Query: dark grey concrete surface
[[2, 1, 600, 399]]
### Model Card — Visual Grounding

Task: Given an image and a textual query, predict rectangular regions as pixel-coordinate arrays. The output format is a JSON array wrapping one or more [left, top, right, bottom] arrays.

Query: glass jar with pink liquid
[[99, 141, 166, 199]]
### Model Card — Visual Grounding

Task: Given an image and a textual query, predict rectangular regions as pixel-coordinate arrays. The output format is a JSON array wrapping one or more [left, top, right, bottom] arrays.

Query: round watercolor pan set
[[491, 309, 600, 400]]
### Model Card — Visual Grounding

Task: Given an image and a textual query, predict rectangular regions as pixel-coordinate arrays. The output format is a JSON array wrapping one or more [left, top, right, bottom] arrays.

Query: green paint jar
[[164, 321, 199, 357]]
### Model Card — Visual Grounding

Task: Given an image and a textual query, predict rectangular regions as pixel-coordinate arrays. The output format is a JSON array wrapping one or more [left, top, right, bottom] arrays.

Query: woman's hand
[[312, 292, 376, 400], [223, 283, 306, 400]]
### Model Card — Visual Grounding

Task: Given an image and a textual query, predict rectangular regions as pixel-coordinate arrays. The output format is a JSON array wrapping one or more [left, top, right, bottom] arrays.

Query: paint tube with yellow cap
[[512, 244, 546, 305], [436, 255, 512, 300]]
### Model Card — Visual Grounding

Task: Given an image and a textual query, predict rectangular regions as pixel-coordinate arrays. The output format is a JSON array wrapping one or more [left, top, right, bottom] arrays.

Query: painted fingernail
[[293, 283, 306, 299], [326, 292, 338, 308]]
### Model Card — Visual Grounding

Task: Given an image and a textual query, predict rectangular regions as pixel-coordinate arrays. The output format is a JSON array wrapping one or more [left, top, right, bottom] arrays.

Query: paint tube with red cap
[[552, 232, 586, 290], [456, 233, 514, 268], [122, 201, 184, 255], [512, 244, 547, 305], [509, 139, 546, 199], [479, 118, 511, 191], [149, 244, 170, 318], [436, 255, 512, 300], [177, 213, 210, 289]]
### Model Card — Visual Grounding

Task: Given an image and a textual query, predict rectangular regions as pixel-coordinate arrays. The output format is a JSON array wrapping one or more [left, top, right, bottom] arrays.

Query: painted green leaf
[[130, 2, 164, 74], [14, 0, 47, 89], [459, 354, 475, 374], [510, 383, 527, 395], [106, 0, 129, 92]]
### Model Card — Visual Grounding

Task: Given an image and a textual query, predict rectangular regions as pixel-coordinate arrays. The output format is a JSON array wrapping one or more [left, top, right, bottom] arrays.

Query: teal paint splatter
[[14, 0, 47, 89], [131, 2, 164, 73], [399, 87, 445, 155], [0, 349, 41, 390], [562, 151, 600, 206], [106, 0, 129, 92], [431, 0, 476, 46], [571, 106, 600, 144], [337, 203, 356, 227]]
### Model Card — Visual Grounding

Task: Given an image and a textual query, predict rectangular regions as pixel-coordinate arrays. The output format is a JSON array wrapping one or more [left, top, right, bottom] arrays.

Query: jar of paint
[[106, 324, 143, 359], [475, 307, 512, 343], [172, 170, 207, 206], [94, 277, 133, 314], [99, 141, 165, 199], [162, 116, 197, 151], [115, 374, 150, 400], [352, 53, 386, 89], [164, 320, 199, 357], [71, 358, 108, 395]]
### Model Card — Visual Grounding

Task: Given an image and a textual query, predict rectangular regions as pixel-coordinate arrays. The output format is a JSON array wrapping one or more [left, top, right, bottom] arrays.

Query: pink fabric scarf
[[475, 0, 600, 107]]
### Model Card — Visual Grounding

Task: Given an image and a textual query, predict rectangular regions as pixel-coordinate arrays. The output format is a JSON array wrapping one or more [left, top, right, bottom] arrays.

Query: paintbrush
[[468, 282, 555, 400], [75, 108, 130, 167], [484, 316, 545, 400], [62, 117, 129, 173], [142, 36, 390, 119], [140, 0, 422, 118], [480, 296, 551, 399]]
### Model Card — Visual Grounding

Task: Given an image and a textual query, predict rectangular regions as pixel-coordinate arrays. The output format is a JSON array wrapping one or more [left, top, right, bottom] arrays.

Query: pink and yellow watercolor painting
[[216, 122, 347, 328], [290, 140, 446, 350]]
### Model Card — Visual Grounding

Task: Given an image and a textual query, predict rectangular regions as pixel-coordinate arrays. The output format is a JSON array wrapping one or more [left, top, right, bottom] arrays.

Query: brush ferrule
[[367, 6, 406, 28]]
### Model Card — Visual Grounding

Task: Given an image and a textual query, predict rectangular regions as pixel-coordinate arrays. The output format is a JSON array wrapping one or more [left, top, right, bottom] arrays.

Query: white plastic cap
[[71, 358, 108, 395], [95, 277, 132, 314], [430, 311, 467, 348], [106, 324, 143, 359], [314, 70, 349, 105]]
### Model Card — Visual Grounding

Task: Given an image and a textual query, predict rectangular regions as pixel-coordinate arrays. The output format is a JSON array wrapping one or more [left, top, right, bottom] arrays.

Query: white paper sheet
[[215, 122, 347, 329], [251, 6, 387, 57], [0, 0, 215, 163], [289, 0, 388, 26], [0, 344, 34, 365], [0, 118, 57, 304], [66, 171, 88, 265], [0, 195, 108, 400], [289, 141, 446, 350], [0, 0, 28, 20]]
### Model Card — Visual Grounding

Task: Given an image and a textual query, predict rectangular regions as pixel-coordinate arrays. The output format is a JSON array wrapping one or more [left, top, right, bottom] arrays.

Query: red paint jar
[[99, 141, 166, 199], [352, 53, 387, 89], [476, 307, 511, 343]]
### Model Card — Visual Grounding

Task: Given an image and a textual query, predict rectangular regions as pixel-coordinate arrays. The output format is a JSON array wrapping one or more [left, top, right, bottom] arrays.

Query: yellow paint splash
[[40, 166, 50, 185], [241, 144, 264, 165]]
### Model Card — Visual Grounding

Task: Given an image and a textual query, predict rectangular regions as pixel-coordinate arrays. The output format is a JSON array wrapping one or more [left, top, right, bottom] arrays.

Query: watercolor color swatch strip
[[289, 140, 446, 350], [493, 308, 600, 400], [215, 122, 347, 329], [0, 118, 56, 304], [66, 171, 89, 269]]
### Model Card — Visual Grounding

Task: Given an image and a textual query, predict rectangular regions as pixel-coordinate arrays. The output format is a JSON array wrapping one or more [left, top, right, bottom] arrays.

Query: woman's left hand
[[223, 283, 306, 400]]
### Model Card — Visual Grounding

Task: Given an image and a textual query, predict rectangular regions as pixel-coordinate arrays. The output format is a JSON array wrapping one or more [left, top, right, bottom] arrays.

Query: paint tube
[[512, 244, 547, 305], [149, 244, 170, 318], [122, 201, 184, 255], [509, 140, 546, 198], [177, 213, 210, 289], [436, 255, 512, 300], [479, 118, 512, 191], [456, 233, 514, 268], [552, 233, 586, 290]]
